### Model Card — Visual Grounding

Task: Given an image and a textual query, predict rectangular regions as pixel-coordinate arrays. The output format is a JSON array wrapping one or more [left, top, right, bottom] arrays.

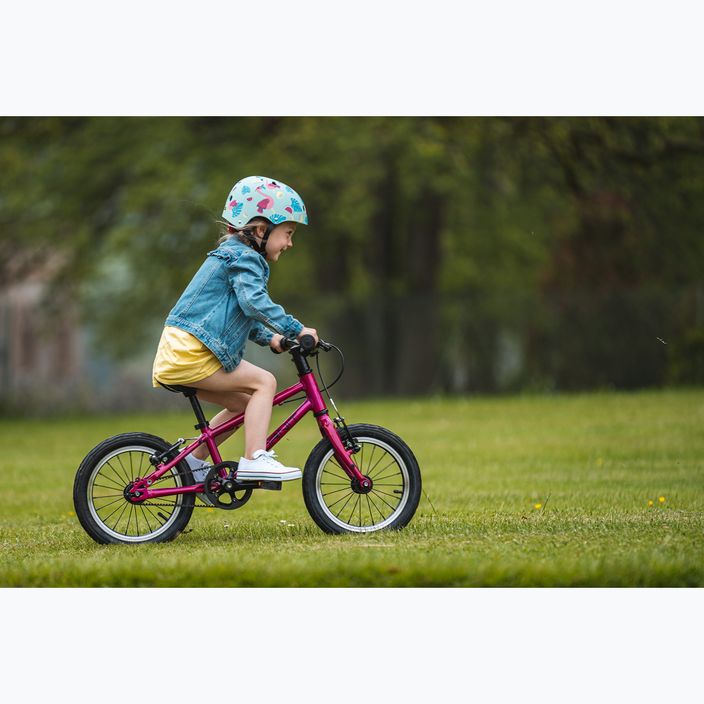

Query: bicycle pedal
[[257, 481, 282, 491], [231, 479, 281, 491]]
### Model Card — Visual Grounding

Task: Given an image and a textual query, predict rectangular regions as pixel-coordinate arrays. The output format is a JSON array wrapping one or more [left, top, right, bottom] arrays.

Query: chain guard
[[203, 462, 253, 510]]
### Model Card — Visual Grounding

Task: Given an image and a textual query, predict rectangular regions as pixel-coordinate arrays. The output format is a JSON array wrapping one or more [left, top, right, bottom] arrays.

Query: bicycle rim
[[315, 437, 410, 532], [86, 445, 186, 543]]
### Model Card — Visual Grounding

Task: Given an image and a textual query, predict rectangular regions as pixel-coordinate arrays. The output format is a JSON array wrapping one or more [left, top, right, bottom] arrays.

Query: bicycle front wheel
[[73, 432, 195, 545], [302, 423, 422, 534]]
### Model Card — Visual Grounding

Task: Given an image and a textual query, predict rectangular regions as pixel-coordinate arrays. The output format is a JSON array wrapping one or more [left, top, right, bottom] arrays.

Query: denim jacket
[[164, 237, 303, 372]]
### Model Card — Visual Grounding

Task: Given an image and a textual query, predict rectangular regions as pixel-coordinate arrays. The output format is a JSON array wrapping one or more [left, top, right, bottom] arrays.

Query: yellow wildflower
[[534, 503, 542, 510], [647, 500, 654, 507], [658, 496, 666, 504]]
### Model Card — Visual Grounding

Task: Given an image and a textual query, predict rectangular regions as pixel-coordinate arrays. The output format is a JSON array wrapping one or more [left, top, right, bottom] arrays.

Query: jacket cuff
[[285, 319, 304, 339]]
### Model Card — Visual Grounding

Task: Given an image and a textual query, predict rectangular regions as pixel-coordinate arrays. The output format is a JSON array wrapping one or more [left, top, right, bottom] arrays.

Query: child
[[152, 175, 318, 483]]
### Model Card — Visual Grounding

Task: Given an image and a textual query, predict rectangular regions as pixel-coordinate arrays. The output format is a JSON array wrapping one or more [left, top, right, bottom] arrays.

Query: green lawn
[[1, 389, 702, 586]]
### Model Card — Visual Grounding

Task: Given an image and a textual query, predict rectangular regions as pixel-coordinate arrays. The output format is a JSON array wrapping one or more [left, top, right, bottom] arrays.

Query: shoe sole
[[236, 470, 302, 482]]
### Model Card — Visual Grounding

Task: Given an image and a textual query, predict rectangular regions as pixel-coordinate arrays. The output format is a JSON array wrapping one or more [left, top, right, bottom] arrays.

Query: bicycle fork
[[300, 370, 372, 491]]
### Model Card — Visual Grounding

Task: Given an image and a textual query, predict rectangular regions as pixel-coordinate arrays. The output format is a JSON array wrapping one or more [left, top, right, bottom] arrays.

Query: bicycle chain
[[136, 460, 249, 509], [138, 500, 213, 509], [135, 460, 216, 509]]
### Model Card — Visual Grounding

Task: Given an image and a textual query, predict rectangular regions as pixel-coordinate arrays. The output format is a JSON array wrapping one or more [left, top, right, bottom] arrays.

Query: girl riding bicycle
[[152, 175, 317, 483]]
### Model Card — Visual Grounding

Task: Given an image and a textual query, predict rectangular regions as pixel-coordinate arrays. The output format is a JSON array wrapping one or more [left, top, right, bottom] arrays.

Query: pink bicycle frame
[[130, 369, 367, 501]]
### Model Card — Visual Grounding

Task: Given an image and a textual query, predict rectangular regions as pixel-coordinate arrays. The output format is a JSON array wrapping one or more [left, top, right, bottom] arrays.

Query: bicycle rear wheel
[[73, 432, 195, 544], [302, 423, 421, 534]]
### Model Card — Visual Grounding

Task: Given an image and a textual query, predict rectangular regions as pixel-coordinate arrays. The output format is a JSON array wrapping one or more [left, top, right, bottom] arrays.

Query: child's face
[[265, 222, 297, 263]]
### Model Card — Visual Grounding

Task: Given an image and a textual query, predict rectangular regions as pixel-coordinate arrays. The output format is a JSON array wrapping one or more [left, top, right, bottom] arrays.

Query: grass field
[[1, 389, 702, 587]]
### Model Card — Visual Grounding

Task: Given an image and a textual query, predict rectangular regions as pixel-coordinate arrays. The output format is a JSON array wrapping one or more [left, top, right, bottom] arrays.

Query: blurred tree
[[1, 117, 703, 397]]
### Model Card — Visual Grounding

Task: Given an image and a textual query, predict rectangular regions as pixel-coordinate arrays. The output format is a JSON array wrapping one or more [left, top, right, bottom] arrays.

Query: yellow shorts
[[152, 326, 222, 388]]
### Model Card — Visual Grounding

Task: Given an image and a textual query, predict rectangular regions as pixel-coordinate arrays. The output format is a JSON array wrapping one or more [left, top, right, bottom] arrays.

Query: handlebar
[[278, 334, 332, 354]]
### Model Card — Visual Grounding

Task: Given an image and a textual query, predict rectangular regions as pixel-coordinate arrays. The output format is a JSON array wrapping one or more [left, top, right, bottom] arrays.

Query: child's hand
[[299, 327, 319, 345], [270, 334, 285, 353]]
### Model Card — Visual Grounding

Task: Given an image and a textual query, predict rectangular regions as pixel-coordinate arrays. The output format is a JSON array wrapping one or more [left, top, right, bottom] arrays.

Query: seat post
[[183, 389, 209, 431]]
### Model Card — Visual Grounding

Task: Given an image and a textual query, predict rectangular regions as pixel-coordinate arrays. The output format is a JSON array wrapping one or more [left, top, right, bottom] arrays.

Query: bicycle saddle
[[157, 382, 198, 397]]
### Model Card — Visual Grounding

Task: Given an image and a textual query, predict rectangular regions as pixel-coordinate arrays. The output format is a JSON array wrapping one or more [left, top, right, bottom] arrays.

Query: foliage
[[1, 117, 703, 392]]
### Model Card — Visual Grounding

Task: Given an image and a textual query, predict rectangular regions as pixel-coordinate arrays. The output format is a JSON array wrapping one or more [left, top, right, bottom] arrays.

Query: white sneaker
[[237, 449, 302, 482]]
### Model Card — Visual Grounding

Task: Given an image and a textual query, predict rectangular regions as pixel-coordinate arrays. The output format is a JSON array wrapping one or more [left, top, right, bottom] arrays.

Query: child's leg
[[190, 361, 276, 460], [190, 390, 251, 461]]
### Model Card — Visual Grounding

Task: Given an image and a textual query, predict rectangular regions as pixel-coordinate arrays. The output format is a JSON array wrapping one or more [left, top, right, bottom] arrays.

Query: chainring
[[203, 462, 253, 510]]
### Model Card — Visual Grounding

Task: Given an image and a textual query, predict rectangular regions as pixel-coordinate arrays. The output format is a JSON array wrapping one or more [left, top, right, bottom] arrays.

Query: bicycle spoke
[[322, 486, 351, 498], [116, 454, 131, 482], [107, 459, 131, 487], [365, 495, 375, 525], [371, 491, 397, 512], [369, 458, 396, 479], [140, 505, 154, 534], [125, 504, 133, 535], [95, 473, 126, 490], [346, 495, 360, 525], [372, 488, 402, 501], [93, 483, 125, 493], [323, 467, 349, 481], [370, 469, 402, 483], [142, 503, 170, 526], [93, 494, 125, 509], [367, 492, 388, 522], [100, 462, 122, 484], [329, 458, 352, 479], [365, 444, 377, 474], [94, 496, 125, 511], [327, 490, 355, 510], [100, 497, 127, 523], [333, 492, 355, 518], [109, 500, 130, 532], [366, 450, 387, 477]]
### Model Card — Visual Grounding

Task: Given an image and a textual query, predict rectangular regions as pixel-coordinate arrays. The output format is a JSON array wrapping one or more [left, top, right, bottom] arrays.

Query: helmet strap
[[255, 221, 275, 257], [240, 220, 275, 258]]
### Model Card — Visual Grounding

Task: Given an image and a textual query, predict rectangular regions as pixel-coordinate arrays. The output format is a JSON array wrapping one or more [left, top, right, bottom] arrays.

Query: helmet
[[222, 175, 309, 229]]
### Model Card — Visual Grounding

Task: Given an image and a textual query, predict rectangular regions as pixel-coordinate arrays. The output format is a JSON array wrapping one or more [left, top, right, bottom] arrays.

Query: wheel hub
[[123, 481, 145, 503], [351, 476, 373, 494]]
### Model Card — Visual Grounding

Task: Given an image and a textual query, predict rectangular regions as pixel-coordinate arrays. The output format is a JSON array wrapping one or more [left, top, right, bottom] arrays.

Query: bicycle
[[73, 335, 422, 544]]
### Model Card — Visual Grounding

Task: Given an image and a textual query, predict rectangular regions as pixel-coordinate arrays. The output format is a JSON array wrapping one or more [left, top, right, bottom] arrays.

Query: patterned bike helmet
[[222, 175, 308, 229]]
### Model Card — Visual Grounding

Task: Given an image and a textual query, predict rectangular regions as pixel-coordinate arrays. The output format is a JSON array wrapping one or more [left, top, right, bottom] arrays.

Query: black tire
[[302, 423, 421, 534], [73, 432, 195, 545]]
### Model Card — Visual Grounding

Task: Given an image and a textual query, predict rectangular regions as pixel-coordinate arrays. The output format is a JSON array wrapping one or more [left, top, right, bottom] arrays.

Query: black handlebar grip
[[276, 335, 326, 353], [279, 336, 296, 352], [299, 334, 317, 352]]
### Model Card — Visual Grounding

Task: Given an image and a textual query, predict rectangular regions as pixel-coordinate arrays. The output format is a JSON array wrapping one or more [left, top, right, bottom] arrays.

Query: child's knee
[[256, 370, 277, 394]]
